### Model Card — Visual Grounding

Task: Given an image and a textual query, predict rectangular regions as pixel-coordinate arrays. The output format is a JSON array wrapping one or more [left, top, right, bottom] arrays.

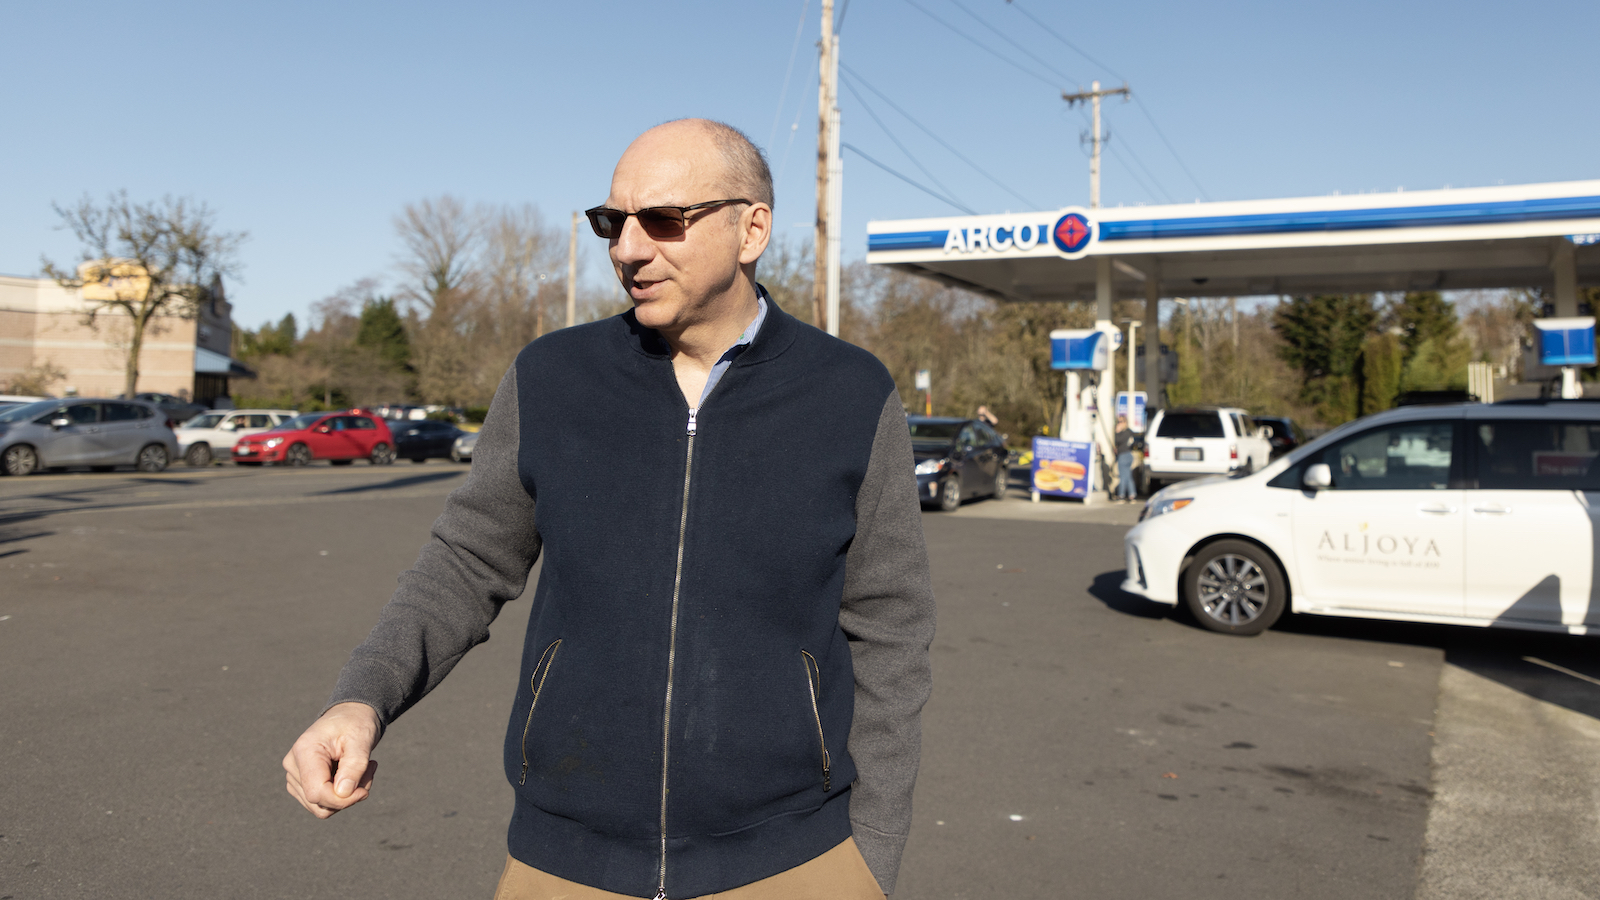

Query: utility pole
[[1061, 80, 1130, 208], [566, 212, 578, 329], [813, 0, 841, 335]]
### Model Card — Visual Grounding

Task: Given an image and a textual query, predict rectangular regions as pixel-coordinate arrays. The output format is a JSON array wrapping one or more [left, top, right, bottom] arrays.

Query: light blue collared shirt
[[695, 290, 768, 408]]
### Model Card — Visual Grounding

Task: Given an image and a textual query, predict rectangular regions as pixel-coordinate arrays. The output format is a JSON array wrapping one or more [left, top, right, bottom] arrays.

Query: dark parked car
[[393, 419, 463, 463], [908, 416, 1009, 511], [129, 392, 207, 423], [1254, 415, 1307, 458]]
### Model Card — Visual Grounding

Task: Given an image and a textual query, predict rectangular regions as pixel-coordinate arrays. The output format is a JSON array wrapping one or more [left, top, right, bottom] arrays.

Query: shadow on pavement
[[0, 515, 53, 558], [314, 470, 465, 496], [1087, 569, 1172, 620]]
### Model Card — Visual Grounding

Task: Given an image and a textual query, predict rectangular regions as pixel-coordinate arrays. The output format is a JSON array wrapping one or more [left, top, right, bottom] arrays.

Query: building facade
[[0, 272, 249, 405]]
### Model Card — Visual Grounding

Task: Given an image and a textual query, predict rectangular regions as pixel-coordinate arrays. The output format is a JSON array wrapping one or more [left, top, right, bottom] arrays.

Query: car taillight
[[1229, 444, 1238, 460]]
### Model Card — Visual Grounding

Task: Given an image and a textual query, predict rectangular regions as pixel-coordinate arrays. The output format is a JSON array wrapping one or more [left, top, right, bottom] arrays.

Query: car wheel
[[938, 475, 961, 512], [992, 466, 1007, 500], [185, 443, 213, 467], [1183, 539, 1286, 636], [329, 459, 354, 466], [136, 443, 170, 473], [370, 443, 395, 466], [3, 445, 38, 476], [286, 443, 312, 467]]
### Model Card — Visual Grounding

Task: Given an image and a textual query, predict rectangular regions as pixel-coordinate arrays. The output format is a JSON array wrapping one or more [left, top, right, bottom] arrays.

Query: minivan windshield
[[0, 400, 59, 424], [1157, 412, 1226, 439]]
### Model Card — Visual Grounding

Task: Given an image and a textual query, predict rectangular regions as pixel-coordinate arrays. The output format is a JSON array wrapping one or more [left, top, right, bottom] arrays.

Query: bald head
[[626, 119, 773, 209]]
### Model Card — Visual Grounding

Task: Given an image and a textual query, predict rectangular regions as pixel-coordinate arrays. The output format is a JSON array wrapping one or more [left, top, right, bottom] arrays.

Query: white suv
[[175, 409, 297, 466], [1144, 406, 1273, 490]]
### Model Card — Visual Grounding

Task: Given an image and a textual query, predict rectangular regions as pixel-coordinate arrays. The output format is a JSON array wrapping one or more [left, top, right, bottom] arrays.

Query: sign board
[[914, 369, 931, 391], [1031, 437, 1091, 499], [1116, 391, 1148, 432], [1534, 317, 1597, 367], [1049, 329, 1111, 371]]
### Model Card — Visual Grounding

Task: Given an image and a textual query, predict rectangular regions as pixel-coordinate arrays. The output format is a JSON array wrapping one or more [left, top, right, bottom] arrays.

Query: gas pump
[[1532, 317, 1596, 398], [1050, 328, 1118, 497]]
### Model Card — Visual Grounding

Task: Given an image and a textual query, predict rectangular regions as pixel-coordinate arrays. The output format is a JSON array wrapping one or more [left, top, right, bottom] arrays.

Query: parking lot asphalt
[[1, 463, 1597, 898]]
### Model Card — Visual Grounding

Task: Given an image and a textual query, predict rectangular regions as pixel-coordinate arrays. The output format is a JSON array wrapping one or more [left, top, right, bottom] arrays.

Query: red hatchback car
[[232, 410, 396, 467]]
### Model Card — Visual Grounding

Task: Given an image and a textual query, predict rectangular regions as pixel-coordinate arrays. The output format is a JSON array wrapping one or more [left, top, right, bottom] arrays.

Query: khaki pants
[[493, 837, 884, 900]]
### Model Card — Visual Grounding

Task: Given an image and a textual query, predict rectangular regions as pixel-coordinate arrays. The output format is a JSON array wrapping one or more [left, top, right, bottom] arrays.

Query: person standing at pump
[[282, 118, 936, 900], [1114, 415, 1137, 502]]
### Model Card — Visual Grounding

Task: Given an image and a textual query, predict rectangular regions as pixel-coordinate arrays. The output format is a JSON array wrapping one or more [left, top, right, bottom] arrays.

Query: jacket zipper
[[801, 651, 832, 792], [655, 405, 698, 900], [518, 639, 563, 785]]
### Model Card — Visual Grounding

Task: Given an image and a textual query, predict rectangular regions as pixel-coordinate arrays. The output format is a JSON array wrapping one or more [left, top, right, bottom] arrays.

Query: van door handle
[[1417, 504, 1457, 515], [1472, 504, 1511, 515]]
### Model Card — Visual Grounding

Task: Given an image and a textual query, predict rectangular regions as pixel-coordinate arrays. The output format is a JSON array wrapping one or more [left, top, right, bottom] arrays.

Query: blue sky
[[2, 0, 1595, 331]]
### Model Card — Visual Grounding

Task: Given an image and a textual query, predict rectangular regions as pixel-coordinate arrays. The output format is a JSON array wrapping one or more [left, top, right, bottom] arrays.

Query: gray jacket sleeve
[[840, 391, 937, 895], [326, 366, 541, 725]]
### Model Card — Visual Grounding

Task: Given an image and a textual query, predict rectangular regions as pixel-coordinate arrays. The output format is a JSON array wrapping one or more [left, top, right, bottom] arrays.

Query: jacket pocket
[[800, 650, 832, 792], [518, 639, 563, 786]]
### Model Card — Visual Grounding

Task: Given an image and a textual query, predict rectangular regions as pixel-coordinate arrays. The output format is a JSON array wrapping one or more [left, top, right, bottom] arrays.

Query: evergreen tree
[[1359, 333, 1403, 415], [1390, 291, 1459, 360], [1272, 294, 1377, 423], [356, 297, 411, 371]]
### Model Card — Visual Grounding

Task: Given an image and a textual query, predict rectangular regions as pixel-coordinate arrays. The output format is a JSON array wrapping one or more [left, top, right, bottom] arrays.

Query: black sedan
[[392, 420, 464, 463], [908, 416, 1009, 511]]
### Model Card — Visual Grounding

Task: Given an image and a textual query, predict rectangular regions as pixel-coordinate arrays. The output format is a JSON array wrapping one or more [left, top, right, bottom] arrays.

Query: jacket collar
[[620, 283, 800, 365]]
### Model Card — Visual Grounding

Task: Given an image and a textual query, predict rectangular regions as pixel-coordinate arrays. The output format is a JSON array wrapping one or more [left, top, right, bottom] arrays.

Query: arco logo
[[1053, 212, 1093, 255]]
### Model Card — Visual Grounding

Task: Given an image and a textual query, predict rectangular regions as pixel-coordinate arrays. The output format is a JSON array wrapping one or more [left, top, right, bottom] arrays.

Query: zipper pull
[[653, 892, 668, 900], [519, 762, 528, 785], [686, 408, 698, 436]]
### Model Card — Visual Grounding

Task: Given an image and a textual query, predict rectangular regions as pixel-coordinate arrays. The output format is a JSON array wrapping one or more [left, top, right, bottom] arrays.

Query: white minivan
[[1123, 400, 1600, 636], [1143, 406, 1273, 489]]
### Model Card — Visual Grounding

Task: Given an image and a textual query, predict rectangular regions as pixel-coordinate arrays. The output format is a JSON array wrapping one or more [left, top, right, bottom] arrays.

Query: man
[[283, 119, 936, 900], [1113, 415, 1136, 503]]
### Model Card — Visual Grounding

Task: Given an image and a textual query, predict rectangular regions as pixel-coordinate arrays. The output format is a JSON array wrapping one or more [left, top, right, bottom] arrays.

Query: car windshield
[[186, 413, 226, 429], [0, 400, 58, 424], [1157, 413, 1226, 438], [273, 413, 324, 431], [908, 421, 961, 441]]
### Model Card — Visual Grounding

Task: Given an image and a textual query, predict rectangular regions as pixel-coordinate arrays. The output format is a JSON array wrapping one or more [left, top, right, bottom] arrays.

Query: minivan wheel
[[185, 443, 213, 467], [939, 475, 961, 512], [3, 444, 39, 476], [136, 443, 170, 473], [1183, 539, 1286, 636]]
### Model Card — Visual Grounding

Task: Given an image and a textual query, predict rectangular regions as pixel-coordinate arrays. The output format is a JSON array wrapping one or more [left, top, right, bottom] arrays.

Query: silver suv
[[0, 398, 179, 476]]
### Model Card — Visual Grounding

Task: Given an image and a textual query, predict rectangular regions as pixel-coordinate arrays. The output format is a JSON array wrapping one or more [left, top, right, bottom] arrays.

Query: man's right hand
[[283, 701, 382, 819]]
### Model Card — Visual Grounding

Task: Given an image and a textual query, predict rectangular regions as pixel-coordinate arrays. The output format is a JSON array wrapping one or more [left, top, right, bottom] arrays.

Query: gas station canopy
[[866, 180, 1600, 306]]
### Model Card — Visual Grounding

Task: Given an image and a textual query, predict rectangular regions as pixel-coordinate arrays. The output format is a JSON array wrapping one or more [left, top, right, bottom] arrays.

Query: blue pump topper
[[1535, 317, 1598, 367], [1050, 329, 1112, 371]]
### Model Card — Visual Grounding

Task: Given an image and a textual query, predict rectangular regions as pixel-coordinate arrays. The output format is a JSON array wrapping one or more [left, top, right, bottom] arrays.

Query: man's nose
[[611, 215, 655, 266]]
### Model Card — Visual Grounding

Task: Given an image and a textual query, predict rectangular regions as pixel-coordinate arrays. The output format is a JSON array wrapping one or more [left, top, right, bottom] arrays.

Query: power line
[[1005, 0, 1126, 80], [945, 0, 1077, 85], [766, 0, 813, 153], [840, 63, 1038, 208], [899, 0, 1059, 89], [842, 143, 978, 215], [840, 78, 969, 210], [1106, 140, 1170, 204], [1008, 0, 1210, 200], [1103, 118, 1176, 203], [1132, 97, 1210, 200]]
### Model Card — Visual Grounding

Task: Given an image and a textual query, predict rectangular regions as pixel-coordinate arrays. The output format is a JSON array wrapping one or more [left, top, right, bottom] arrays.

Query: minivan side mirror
[[1303, 463, 1332, 490]]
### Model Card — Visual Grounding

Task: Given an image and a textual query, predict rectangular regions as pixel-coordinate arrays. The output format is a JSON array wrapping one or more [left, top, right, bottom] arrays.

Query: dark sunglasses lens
[[636, 208, 687, 238], [586, 209, 625, 238]]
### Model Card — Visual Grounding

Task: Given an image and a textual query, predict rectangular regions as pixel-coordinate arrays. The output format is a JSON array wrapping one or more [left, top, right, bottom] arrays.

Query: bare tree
[[395, 196, 480, 314], [42, 191, 245, 398]]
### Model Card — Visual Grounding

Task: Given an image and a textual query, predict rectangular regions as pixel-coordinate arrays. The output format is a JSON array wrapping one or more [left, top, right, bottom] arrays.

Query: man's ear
[[738, 203, 772, 266]]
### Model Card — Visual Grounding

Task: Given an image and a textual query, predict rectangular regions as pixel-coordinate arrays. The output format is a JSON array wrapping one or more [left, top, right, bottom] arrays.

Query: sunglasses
[[584, 199, 751, 239]]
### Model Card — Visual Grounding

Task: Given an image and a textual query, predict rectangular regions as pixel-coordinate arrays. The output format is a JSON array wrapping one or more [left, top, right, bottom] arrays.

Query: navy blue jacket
[[331, 299, 935, 897]]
